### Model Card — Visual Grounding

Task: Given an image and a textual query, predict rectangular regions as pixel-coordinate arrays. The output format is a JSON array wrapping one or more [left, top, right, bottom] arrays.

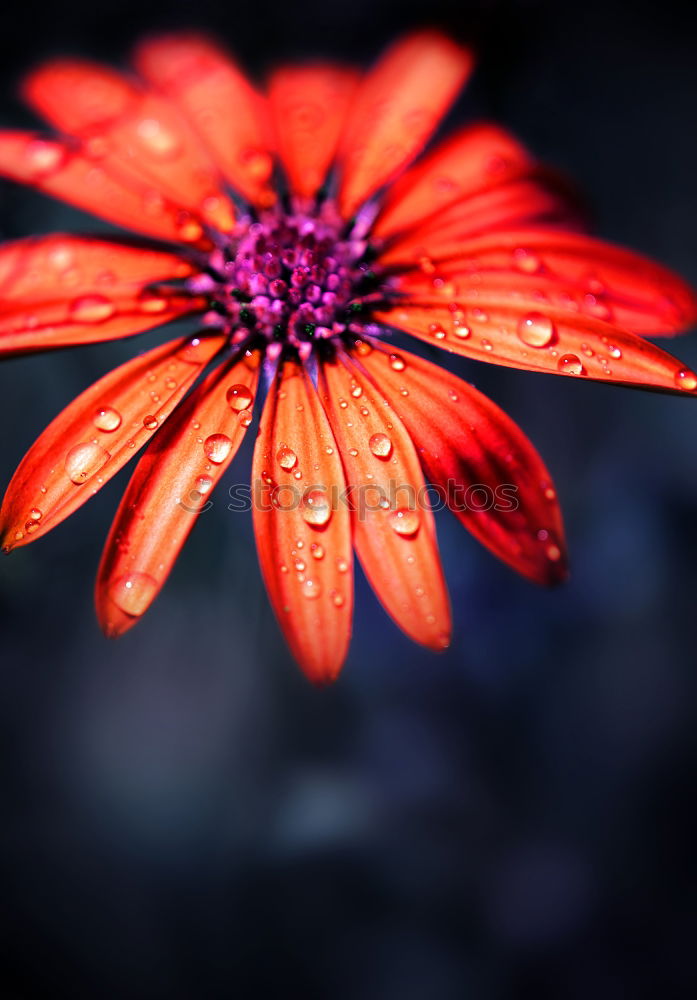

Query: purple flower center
[[189, 202, 386, 356]]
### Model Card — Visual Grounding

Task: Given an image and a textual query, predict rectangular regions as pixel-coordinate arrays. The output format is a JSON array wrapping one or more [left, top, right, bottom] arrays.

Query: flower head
[[0, 31, 695, 681]]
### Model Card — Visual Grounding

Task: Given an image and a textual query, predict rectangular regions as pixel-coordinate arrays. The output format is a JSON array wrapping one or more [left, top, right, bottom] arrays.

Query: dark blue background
[[1, 2, 696, 997]]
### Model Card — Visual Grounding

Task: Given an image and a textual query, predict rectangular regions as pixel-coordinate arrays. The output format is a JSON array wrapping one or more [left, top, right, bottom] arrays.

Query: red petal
[[375, 300, 697, 395], [0, 234, 202, 356], [96, 349, 260, 638], [393, 229, 697, 335], [379, 172, 584, 266], [354, 340, 567, 584], [134, 34, 276, 208], [0, 131, 212, 245], [0, 332, 226, 550], [319, 349, 451, 650], [337, 32, 473, 219], [252, 360, 353, 682], [373, 124, 533, 238], [22, 60, 235, 232], [268, 64, 359, 200]]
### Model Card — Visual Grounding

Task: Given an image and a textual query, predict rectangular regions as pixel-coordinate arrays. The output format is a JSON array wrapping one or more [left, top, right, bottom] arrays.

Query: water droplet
[[311, 543, 324, 560], [557, 354, 586, 375], [369, 432, 393, 459], [204, 433, 233, 464], [239, 412, 253, 428], [195, 475, 213, 495], [481, 339, 493, 352], [276, 445, 298, 470], [27, 507, 42, 521], [546, 543, 562, 562], [24, 519, 40, 534], [226, 383, 254, 411], [607, 345, 622, 360], [336, 558, 349, 574], [65, 442, 110, 484], [302, 578, 322, 600], [178, 337, 210, 364], [109, 572, 158, 616], [429, 322, 446, 340], [24, 138, 67, 177], [301, 489, 332, 527], [389, 508, 420, 537], [512, 248, 542, 274], [348, 448, 359, 457], [70, 294, 115, 323], [93, 406, 122, 432], [389, 353, 406, 371], [143, 415, 159, 431], [448, 389, 459, 402], [675, 368, 697, 391], [350, 383, 363, 398], [517, 312, 556, 348], [332, 591, 345, 608]]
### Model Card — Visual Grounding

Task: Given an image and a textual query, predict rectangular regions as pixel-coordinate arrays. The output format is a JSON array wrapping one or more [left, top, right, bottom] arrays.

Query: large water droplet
[[109, 572, 158, 616], [675, 368, 697, 391], [557, 354, 586, 375], [65, 442, 110, 484], [93, 406, 122, 432], [226, 384, 254, 411], [302, 489, 332, 527], [70, 294, 115, 323], [277, 445, 298, 470], [389, 508, 420, 537], [204, 433, 233, 464], [389, 353, 406, 372], [369, 432, 393, 459], [517, 312, 556, 348]]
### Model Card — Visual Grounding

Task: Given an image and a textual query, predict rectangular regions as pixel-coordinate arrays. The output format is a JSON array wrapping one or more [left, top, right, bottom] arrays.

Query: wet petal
[[268, 64, 359, 200], [375, 301, 697, 395], [22, 60, 235, 232], [0, 234, 203, 356], [337, 31, 473, 219], [0, 332, 226, 550], [134, 34, 276, 207], [319, 350, 451, 650], [373, 124, 533, 238], [252, 360, 353, 683], [0, 131, 212, 244], [354, 340, 567, 584], [394, 229, 697, 335], [96, 350, 260, 637]]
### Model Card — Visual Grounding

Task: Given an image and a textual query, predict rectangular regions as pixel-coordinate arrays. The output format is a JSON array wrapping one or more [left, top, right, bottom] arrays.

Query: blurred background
[[1, 1, 696, 997]]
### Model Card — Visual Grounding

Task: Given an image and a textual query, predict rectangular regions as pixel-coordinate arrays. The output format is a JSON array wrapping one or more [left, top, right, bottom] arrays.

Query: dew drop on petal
[[276, 445, 298, 470], [143, 415, 159, 431], [301, 489, 332, 527], [429, 322, 446, 340], [24, 138, 67, 177], [389, 353, 406, 372], [675, 368, 697, 391], [311, 542, 325, 560], [65, 442, 110, 484], [93, 406, 122, 432], [178, 337, 209, 364], [350, 383, 363, 398], [557, 354, 586, 375], [512, 248, 542, 274], [389, 508, 420, 537], [332, 591, 345, 608], [204, 433, 233, 464], [70, 294, 115, 323], [109, 572, 158, 617], [517, 312, 556, 348], [195, 475, 213, 496], [336, 558, 349, 574], [302, 578, 322, 600], [369, 432, 393, 459], [27, 508, 42, 521], [546, 543, 562, 562], [226, 384, 254, 411]]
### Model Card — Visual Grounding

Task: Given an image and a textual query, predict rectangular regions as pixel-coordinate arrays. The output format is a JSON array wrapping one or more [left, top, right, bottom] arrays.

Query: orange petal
[[0, 234, 203, 356], [22, 60, 235, 232], [0, 131, 212, 245], [96, 349, 260, 637], [134, 34, 276, 208], [378, 172, 583, 266], [373, 124, 533, 238], [395, 229, 697, 335], [337, 32, 473, 219], [0, 332, 226, 550], [354, 340, 567, 584], [375, 301, 697, 395], [319, 349, 451, 650], [252, 360, 353, 682], [268, 64, 359, 200]]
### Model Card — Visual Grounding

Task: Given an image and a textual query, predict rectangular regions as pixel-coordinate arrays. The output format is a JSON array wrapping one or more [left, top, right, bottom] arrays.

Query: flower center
[[191, 202, 385, 356]]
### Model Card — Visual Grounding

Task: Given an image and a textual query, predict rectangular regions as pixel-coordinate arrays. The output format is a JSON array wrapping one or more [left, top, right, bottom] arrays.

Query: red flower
[[0, 32, 695, 681]]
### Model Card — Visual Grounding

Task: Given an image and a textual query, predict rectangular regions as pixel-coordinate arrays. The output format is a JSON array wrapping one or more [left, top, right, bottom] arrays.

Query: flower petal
[[134, 34, 276, 208], [375, 301, 697, 395], [319, 349, 451, 650], [378, 171, 583, 266], [372, 124, 533, 238], [0, 131, 212, 244], [0, 234, 202, 356], [252, 360, 353, 682], [22, 60, 236, 232], [268, 64, 359, 200], [337, 32, 473, 219], [354, 340, 567, 584], [393, 229, 697, 335], [96, 349, 260, 638], [0, 332, 226, 550]]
